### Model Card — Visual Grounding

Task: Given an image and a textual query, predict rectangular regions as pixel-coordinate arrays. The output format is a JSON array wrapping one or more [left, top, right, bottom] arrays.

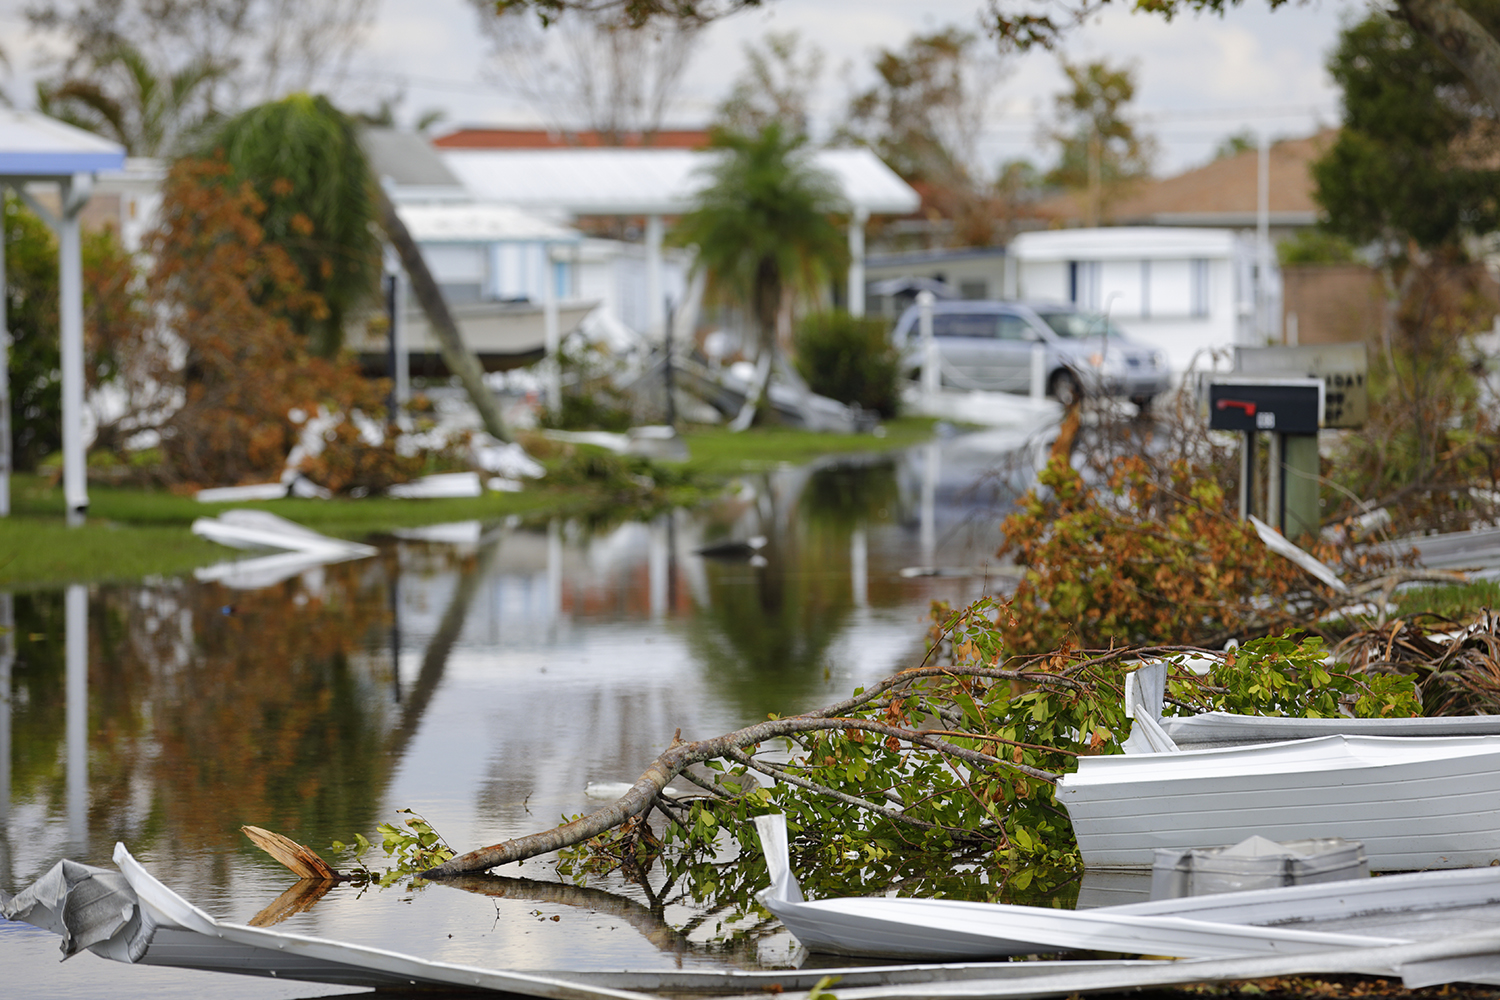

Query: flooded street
[[3, 432, 1041, 999]]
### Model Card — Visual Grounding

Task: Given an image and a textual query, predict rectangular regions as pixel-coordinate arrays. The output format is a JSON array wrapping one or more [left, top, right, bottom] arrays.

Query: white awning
[[0, 108, 126, 176], [396, 202, 580, 243], [439, 146, 920, 217]]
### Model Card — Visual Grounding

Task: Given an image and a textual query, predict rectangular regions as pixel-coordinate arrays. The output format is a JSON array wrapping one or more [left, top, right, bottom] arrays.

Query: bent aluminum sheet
[[752, 815, 1500, 964], [5, 844, 651, 999], [710, 931, 1500, 1000], [1059, 733, 1500, 870]]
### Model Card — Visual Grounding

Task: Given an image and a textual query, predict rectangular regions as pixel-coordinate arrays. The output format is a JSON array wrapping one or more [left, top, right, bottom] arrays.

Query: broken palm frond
[[1335, 611, 1500, 715], [248, 878, 337, 927], [241, 825, 342, 881], [420, 617, 1420, 898]]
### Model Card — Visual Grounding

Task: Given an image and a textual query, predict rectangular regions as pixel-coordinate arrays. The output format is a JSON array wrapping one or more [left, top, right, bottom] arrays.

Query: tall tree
[[672, 124, 846, 395], [199, 94, 382, 357], [839, 28, 998, 191], [712, 30, 823, 140], [484, 1, 1500, 133], [474, 3, 701, 141], [1311, 9, 1500, 523], [28, 0, 375, 111], [35, 40, 223, 156], [837, 27, 1011, 246], [1313, 10, 1500, 251], [1044, 58, 1153, 226]]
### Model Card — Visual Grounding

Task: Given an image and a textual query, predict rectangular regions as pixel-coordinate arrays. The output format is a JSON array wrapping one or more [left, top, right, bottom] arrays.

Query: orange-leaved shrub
[[998, 453, 1317, 653], [150, 158, 427, 492]]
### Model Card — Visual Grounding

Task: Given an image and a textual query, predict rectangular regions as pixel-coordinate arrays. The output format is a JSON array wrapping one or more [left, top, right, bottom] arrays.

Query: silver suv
[[891, 300, 1172, 409]]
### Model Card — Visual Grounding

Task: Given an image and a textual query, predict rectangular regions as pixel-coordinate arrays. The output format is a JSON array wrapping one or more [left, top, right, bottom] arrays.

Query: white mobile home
[[1010, 227, 1278, 372]]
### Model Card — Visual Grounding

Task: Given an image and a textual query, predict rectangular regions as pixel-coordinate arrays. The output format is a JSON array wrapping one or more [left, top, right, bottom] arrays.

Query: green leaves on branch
[[553, 600, 1419, 912], [332, 809, 456, 888]]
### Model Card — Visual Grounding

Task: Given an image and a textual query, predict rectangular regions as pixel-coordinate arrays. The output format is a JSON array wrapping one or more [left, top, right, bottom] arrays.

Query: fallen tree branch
[[724, 748, 970, 836], [419, 711, 1056, 878]]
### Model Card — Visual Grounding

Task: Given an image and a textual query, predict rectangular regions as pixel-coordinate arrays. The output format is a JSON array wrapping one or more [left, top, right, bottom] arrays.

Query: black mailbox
[[1207, 379, 1323, 434]]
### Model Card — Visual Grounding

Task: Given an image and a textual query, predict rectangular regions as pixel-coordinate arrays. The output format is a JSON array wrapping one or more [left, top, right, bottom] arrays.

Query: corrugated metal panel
[[1060, 735, 1500, 869]]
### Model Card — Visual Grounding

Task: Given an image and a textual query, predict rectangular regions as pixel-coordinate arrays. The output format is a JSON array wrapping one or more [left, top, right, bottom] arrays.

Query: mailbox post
[[1207, 377, 1324, 538]]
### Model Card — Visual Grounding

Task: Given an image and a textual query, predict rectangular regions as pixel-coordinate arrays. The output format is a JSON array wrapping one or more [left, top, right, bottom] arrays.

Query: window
[[996, 315, 1034, 341], [1192, 258, 1210, 317], [1068, 261, 1101, 309], [960, 279, 988, 300], [933, 313, 999, 338]]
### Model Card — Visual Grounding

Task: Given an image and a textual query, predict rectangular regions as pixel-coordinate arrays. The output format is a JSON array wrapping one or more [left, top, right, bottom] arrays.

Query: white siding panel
[[1021, 261, 1069, 303], [1150, 259, 1193, 317], [422, 244, 485, 285], [1059, 735, 1500, 870], [1100, 260, 1143, 317]]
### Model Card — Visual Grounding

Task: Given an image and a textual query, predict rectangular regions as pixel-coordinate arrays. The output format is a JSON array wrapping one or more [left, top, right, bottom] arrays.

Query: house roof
[[363, 127, 465, 190], [1037, 130, 1336, 228], [0, 108, 126, 176], [438, 147, 921, 217], [1011, 226, 1243, 261], [396, 202, 578, 243], [432, 127, 712, 150]]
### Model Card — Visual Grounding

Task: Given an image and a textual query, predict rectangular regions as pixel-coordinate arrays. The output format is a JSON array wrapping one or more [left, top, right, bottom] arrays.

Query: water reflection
[[5, 438, 1032, 997]]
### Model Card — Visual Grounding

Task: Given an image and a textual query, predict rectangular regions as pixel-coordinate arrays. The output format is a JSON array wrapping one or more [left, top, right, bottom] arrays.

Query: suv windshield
[[1037, 311, 1126, 340]]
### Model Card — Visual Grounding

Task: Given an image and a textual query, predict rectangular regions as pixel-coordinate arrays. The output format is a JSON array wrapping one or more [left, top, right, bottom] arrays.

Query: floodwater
[[3, 428, 1043, 999]]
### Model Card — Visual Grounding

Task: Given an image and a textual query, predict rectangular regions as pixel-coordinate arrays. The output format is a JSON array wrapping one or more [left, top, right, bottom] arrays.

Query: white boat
[[753, 815, 1500, 974], [1057, 664, 1500, 871]]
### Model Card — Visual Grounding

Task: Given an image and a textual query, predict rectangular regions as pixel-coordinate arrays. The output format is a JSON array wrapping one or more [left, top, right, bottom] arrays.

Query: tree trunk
[[373, 185, 513, 443], [1399, 0, 1500, 113]]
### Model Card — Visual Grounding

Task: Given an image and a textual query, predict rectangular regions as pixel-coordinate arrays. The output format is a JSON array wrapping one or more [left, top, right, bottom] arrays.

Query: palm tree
[[36, 41, 223, 157], [674, 124, 847, 423]]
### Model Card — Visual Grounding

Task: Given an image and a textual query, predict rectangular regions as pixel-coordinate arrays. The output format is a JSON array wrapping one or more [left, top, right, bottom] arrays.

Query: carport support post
[[0, 192, 9, 518], [1267, 433, 1285, 533], [645, 214, 664, 342], [1282, 433, 1321, 540], [847, 207, 867, 318], [60, 175, 88, 524], [918, 291, 938, 397], [544, 244, 561, 414]]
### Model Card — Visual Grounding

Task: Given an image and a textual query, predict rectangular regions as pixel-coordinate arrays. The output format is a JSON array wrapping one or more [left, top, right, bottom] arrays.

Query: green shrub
[[792, 310, 901, 417]]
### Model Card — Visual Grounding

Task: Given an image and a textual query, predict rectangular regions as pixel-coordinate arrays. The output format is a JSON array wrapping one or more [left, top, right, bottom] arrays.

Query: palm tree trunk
[[373, 185, 513, 443]]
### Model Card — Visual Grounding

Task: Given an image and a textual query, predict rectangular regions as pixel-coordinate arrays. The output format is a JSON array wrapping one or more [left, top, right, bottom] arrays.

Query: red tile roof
[[1036, 129, 1336, 226], [431, 128, 712, 150]]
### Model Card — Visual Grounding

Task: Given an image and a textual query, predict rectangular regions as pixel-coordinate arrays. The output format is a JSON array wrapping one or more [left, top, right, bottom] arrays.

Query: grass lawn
[[1393, 579, 1500, 623], [0, 416, 940, 591]]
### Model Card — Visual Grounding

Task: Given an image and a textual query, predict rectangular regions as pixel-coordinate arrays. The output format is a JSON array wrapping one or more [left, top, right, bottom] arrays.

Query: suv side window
[[933, 313, 999, 339], [996, 315, 1034, 341]]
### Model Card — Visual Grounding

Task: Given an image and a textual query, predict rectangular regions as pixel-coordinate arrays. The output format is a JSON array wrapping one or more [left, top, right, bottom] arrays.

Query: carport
[[437, 146, 921, 336], [0, 110, 127, 523]]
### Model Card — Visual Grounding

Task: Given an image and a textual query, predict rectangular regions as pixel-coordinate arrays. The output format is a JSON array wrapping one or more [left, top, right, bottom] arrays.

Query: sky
[[2, 0, 1357, 177]]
